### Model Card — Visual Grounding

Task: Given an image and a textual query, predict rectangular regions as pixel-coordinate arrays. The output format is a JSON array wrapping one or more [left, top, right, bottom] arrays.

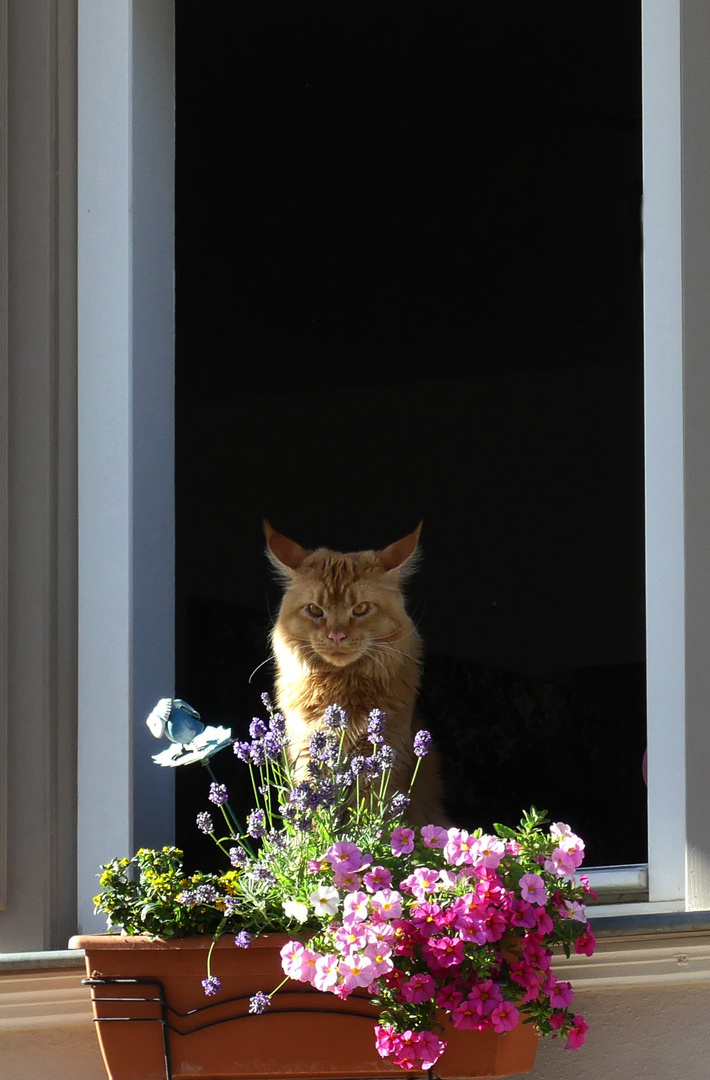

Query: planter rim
[[69, 931, 293, 952]]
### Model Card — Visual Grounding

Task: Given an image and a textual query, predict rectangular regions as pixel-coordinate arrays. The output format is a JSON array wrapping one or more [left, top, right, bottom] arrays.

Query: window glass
[[175, 1, 645, 871]]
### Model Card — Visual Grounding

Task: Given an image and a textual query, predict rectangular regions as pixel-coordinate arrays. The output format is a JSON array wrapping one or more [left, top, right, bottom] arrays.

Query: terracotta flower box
[[69, 932, 539, 1080]]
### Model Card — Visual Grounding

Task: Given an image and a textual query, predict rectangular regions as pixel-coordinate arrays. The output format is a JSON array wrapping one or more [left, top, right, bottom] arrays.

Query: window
[[174, 3, 648, 889]]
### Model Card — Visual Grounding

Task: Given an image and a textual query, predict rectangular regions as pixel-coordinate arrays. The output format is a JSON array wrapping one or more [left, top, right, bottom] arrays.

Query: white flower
[[310, 885, 340, 917], [282, 899, 309, 923]]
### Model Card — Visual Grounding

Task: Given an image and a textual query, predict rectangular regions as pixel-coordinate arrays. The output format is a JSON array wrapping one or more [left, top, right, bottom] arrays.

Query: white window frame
[[75, 0, 710, 931]]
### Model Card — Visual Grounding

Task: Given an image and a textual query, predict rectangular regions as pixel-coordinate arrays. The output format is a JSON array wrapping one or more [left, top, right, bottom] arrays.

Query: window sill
[[555, 911, 710, 988], [0, 951, 91, 1030], [3, 920, 710, 1031]]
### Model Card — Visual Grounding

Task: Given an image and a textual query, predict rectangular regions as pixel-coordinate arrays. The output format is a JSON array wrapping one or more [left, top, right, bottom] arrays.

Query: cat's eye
[[305, 603, 324, 619], [352, 602, 371, 617]]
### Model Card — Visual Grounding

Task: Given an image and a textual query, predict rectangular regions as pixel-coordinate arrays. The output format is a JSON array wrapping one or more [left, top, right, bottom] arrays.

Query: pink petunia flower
[[547, 978, 574, 1009], [519, 872, 548, 906], [390, 826, 415, 855], [280, 940, 306, 979], [362, 941, 393, 976], [420, 824, 448, 849], [313, 953, 340, 992], [332, 869, 363, 891], [342, 890, 370, 923], [400, 971, 436, 1004], [370, 888, 403, 921], [451, 996, 482, 1030], [326, 841, 367, 873], [467, 979, 503, 1017], [338, 952, 376, 991], [336, 922, 373, 953], [363, 865, 392, 892], [476, 835, 506, 870], [422, 935, 465, 969], [444, 829, 476, 866], [574, 928, 596, 956], [490, 1001, 520, 1033], [565, 1015, 589, 1049]]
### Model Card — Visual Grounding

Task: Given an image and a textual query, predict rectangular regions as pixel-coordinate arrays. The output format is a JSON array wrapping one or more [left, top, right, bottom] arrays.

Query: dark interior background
[[174, 1, 646, 871]]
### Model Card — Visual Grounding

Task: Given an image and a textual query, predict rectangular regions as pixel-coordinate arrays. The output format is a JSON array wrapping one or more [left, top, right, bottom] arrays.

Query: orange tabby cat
[[265, 521, 447, 826]]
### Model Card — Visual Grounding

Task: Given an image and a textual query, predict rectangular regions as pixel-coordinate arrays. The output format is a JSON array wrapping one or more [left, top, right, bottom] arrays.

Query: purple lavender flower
[[223, 896, 240, 916], [233, 740, 252, 761], [208, 782, 229, 805], [249, 991, 270, 1014], [249, 864, 277, 886], [177, 890, 196, 906], [229, 846, 249, 868], [315, 779, 336, 807], [323, 704, 349, 730], [350, 755, 367, 775], [364, 755, 382, 778], [261, 692, 273, 712], [378, 744, 397, 768], [413, 729, 432, 758], [389, 792, 411, 816], [263, 731, 283, 759], [269, 711, 287, 738], [202, 976, 222, 997], [250, 717, 267, 739], [249, 741, 266, 766], [367, 709, 385, 744], [247, 808, 266, 838], [290, 782, 319, 812], [196, 811, 214, 834], [234, 930, 253, 948], [309, 730, 329, 758], [193, 884, 219, 905]]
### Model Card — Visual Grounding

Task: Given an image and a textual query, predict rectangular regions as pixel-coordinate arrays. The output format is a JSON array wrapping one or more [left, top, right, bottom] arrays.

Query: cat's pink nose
[[328, 630, 347, 645]]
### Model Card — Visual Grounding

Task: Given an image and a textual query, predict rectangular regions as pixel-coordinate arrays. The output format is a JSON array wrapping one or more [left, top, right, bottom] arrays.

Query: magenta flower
[[467, 979, 503, 1017], [574, 928, 596, 956], [435, 982, 463, 1011], [491, 1000, 520, 1033], [565, 1015, 589, 1049], [409, 901, 444, 938], [451, 996, 481, 1030], [547, 978, 574, 1009], [400, 971, 436, 1004], [390, 826, 415, 855], [422, 935, 465, 969]]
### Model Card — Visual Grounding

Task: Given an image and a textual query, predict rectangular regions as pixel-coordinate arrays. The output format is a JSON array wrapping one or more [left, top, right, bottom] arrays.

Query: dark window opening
[[175, 1, 646, 871]]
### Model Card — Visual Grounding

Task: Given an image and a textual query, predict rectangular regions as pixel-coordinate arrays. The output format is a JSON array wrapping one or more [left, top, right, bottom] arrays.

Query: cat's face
[[265, 525, 421, 669]]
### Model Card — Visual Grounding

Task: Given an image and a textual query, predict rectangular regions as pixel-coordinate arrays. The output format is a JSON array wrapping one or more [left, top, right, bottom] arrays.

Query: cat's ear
[[377, 522, 422, 578], [264, 520, 310, 576]]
